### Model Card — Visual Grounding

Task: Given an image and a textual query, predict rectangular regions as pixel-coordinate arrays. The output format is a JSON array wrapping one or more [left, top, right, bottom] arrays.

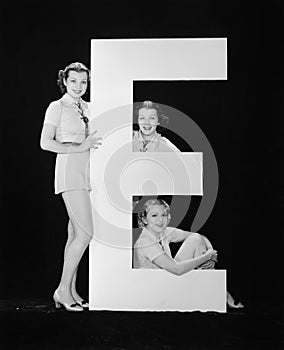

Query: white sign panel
[[89, 39, 227, 312]]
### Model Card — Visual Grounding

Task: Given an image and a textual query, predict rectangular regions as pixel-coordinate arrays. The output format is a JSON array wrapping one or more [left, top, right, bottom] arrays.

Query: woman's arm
[[152, 248, 216, 276], [40, 124, 101, 154], [196, 235, 217, 269]]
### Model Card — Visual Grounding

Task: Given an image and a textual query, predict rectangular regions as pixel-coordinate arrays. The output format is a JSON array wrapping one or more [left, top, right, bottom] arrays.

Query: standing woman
[[40, 62, 101, 311]]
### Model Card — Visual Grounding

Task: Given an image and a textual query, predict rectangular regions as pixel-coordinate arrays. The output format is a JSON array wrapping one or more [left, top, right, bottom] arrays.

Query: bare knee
[[62, 190, 94, 239], [175, 233, 206, 262], [67, 220, 74, 236], [73, 234, 92, 250], [190, 234, 207, 256], [185, 233, 204, 247]]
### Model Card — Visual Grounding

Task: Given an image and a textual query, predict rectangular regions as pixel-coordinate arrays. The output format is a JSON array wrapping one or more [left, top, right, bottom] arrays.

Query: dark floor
[[1, 298, 283, 350]]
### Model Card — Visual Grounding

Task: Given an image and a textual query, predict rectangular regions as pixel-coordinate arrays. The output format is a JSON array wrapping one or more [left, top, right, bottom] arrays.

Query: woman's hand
[[211, 251, 218, 262], [204, 248, 218, 261], [78, 131, 102, 152], [197, 249, 218, 269], [197, 260, 216, 269], [204, 248, 218, 260]]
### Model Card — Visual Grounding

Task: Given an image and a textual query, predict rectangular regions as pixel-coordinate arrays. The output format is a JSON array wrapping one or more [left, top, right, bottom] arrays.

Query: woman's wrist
[[205, 249, 213, 260], [74, 143, 83, 152], [56, 142, 84, 154]]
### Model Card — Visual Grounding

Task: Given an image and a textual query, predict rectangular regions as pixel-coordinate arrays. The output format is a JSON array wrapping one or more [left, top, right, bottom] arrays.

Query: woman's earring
[[168, 214, 171, 224], [142, 217, 147, 226]]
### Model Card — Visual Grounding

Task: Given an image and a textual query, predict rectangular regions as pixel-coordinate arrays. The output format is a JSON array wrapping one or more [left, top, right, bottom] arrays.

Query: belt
[[61, 142, 82, 145]]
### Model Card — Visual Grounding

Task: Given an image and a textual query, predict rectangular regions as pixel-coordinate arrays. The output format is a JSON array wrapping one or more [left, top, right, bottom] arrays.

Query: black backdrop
[[2, 1, 283, 306]]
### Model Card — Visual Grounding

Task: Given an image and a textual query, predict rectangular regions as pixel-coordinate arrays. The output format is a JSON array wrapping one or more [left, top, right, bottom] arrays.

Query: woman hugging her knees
[[133, 199, 244, 309]]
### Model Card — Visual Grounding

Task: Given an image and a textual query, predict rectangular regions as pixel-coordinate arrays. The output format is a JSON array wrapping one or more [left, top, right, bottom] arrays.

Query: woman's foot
[[227, 291, 244, 309], [75, 299, 89, 309], [72, 290, 89, 309], [53, 289, 83, 312]]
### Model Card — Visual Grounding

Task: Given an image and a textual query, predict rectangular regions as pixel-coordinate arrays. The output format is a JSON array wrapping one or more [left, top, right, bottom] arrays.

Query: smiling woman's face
[[144, 205, 169, 236], [64, 70, 88, 100], [138, 108, 159, 138]]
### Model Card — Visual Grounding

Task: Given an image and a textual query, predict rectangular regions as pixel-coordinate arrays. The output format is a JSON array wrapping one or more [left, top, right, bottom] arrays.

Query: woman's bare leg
[[174, 233, 244, 308], [226, 291, 244, 308], [174, 234, 207, 262], [64, 220, 83, 302], [56, 189, 93, 304]]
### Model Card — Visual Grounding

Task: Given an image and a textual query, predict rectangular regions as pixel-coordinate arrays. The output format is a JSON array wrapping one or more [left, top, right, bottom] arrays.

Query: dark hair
[[133, 100, 169, 133], [57, 62, 90, 94], [137, 199, 171, 228]]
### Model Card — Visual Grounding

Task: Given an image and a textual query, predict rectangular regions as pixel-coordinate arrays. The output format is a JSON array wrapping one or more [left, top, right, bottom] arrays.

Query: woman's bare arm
[[40, 124, 101, 154], [152, 249, 216, 276]]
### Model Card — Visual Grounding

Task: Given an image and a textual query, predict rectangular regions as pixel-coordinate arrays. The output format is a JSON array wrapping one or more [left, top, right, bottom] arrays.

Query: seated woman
[[133, 100, 180, 152], [133, 199, 244, 309]]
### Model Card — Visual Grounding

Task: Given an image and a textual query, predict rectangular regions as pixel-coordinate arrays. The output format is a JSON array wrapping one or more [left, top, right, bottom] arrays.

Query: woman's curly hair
[[137, 199, 171, 228], [133, 100, 169, 133], [57, 62, 90, 94]]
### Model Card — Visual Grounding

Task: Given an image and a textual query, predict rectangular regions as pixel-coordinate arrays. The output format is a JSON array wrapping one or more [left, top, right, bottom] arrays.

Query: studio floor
[[1, 298, 283, 349]]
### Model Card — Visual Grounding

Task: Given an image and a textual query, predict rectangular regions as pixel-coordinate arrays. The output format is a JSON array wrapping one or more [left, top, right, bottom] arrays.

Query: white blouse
[[43, 93, 90, 143]]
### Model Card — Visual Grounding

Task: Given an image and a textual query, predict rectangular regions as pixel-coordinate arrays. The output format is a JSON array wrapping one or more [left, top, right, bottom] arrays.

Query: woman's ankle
[[56, 286, 72, 297], [72, 290, 83, 301]]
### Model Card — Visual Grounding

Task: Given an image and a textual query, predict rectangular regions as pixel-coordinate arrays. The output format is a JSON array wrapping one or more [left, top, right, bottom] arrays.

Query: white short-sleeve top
[[133, 227, 188, 269], [43, 93, 90, 143]]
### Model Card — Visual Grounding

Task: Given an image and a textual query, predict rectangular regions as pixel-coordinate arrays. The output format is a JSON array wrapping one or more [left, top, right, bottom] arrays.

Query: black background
[[2, 0, 283, 308]]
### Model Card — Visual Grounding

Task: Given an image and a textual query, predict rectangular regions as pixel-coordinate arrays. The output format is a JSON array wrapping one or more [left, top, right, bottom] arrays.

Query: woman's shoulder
[[43, 99, 63, 125], [158, 136, 180, 152], [165, 226, 184, 237], [46, 99, 62, 110], [135, 231, 155, 246], [44, 99, 63, 116]]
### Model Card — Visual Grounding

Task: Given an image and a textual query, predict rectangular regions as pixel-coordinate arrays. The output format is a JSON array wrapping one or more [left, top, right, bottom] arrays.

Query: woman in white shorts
[[40, 62, 101, 311]]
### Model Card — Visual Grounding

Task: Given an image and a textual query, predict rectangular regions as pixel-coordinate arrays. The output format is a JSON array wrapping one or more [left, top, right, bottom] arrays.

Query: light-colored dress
[[133, 227, 188, 268], [43, 93, 91, 194], [133, 130, 180, 152]]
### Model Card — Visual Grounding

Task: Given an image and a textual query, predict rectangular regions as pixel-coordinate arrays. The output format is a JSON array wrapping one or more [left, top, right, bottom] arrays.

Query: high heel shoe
[[227, 299, 244, 309], [53, 290, 83, 312], [76, 299, 89, 309], [227, 292, 244, 309]]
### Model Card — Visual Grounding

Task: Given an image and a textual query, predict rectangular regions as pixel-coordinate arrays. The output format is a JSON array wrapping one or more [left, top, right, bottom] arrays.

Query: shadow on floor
[[0, 298, 283, 349]]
